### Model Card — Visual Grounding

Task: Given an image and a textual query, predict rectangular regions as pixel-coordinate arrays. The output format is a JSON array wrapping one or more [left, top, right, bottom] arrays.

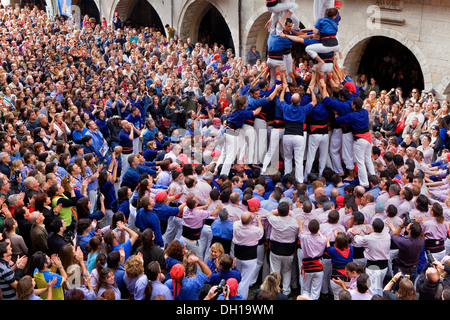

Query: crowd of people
[[1, 0, 450, 302]]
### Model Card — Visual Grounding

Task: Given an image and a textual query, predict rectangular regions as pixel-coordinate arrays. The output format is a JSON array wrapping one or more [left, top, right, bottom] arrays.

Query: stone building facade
[[45, 0, 450, 99]]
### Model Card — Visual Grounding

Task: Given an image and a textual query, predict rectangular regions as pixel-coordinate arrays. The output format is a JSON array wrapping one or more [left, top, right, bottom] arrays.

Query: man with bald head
[[29, 210, 49, 255], [225, 191, 245, 222], [232, 210, 264, 299], [416, 265, 443, 300], [278, 78, 317, 183]]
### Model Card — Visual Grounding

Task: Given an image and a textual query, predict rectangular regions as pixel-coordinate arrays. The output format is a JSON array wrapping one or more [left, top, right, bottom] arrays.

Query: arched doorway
[[198, 5, 234, 52], [356, 36, 424, 96], [125, 0, 164, 31], [244, 11, 271, 63], [178, 1, 236, 53], [73, 0, 100, 23], [341, 29, 431, 98]]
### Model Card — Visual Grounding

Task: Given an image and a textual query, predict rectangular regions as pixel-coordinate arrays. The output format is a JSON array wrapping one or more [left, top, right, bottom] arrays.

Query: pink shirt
[[182, 207, 210, 229], [267, 214, 299, 243], [299, 232, 327, 258], [422, 217, 448, 240], [232, 221, 264, 246]]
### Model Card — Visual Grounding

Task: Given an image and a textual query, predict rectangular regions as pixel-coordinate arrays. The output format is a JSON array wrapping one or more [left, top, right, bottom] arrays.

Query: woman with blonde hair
[[206, 242, 224, 272], [253, 272, 288, 300], [123, 254, 147, 299]]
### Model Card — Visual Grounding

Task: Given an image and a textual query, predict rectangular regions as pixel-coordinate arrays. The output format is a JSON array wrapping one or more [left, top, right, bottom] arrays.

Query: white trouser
[[330, 277, 348, 300], [342, 132, 355, 171], [297, 248, 304, 289], [321, 258, 332, 294], [313, 0, 335, 24], [267, 57, 285, 87], [430, 249, 446, 265], [242, 124, 257, 165], [284, 53, 293, 83], [301, 271, 324, 300], [445, 239, 450, 256], [270, 252, 295, 296], [121, 153, 133, 177], [319, 61, 334, 74], [164, 216, 182, 246], [329, 128, 344, 175], [254, 118, 268, 164], [268, 0, 300, 35], [250, 244, 266, 286], [305, 43, 341, 60], [283, 134, 305, 183], [180, 236, 203, 261], [127, 204, 137, 231], [133, 137, 142, 154], [366, 265, 388, 297], [353, 138, 375, 187], [387, 249, 399, 278], [199, 224, 213, 261], [235, 258, 258, 299], [262, 128, 284, 172], [101, 209, 114, 229], [304, 133, 329, 179], [220, 130, 244, 176], [89, 190, 97, 214]]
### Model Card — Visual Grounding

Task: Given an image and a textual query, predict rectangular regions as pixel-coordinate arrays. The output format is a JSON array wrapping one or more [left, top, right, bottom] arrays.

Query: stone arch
[[341, 28, 432, 91], [107, 0, 168, 28], [177, 0, 237, 50], [242, 7, 272, 64]]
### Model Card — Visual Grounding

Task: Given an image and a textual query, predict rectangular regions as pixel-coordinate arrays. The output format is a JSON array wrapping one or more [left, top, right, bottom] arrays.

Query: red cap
[[155, 191, 167, 203], [344, 81, 356, 94]]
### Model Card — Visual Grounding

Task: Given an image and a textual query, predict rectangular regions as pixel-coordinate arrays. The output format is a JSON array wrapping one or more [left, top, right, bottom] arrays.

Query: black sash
[[271, 240, 296, 256], [182, 225, 203, 241], [234, 243, 257, 260]]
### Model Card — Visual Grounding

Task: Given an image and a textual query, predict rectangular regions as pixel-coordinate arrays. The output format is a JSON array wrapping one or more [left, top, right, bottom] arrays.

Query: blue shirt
[[101, 180, 118, 212], [152, 202, 179, 222], [111, 239, 133, 261], [165, 272, 208, 300], [315, 16, 338, 35], [211, 219, 234, 240], [208, 268, 242, 285], [76, 227, 97, 255], [227, 109, 255, 128], [135, 208, 164, 247], [335, 108, 370, 131]]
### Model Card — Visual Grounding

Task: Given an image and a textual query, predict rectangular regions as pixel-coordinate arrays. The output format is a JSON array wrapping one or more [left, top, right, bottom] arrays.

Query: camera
[[402, 212, 412, 227], [216, 279, 226, 293], [426, 250, 435, 266]]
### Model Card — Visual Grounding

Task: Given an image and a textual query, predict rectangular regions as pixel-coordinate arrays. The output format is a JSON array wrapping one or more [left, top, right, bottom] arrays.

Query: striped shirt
[[0, 259, 17, 300]]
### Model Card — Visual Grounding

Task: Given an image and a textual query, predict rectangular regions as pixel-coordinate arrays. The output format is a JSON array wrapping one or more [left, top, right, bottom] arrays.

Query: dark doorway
[[80, 0, 100, 23], [198, 6, 234, 52], [357, 36, 424, 96], [127, 0, 165, 33]]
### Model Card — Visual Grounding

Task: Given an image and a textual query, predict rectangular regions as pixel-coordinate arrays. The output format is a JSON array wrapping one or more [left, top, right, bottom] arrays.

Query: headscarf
[[247, 197, 260, 212], [170, 263, 185, 298]]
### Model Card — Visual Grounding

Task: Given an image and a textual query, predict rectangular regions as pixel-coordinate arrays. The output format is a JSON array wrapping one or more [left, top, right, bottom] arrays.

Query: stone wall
[[68, 0, 450, 98]]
